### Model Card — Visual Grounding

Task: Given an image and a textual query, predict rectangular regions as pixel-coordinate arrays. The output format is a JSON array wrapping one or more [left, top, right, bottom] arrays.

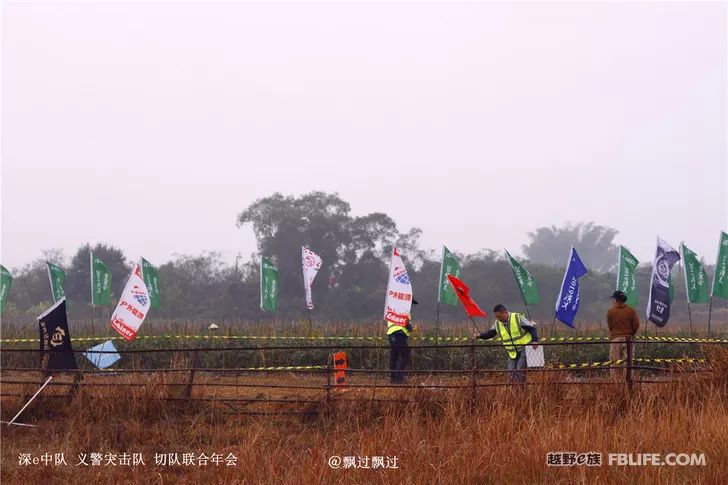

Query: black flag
[[646, 238, 681, 327], [38, 299, 77, 371]]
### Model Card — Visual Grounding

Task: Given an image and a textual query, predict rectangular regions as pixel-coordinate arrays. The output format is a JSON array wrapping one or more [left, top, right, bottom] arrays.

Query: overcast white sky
[[1, 1, 726, 271]]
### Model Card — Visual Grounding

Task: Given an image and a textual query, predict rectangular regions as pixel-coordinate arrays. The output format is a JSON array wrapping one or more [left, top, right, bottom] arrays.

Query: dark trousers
[[388, 331, 410, 383]]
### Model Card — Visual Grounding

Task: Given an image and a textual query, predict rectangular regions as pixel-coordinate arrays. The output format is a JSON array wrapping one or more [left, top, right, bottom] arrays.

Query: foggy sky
[[2, 2, 726, 271]]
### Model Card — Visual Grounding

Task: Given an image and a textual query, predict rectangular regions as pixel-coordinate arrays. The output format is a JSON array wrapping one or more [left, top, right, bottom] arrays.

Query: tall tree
[[3, 249, 65, 321], [66, 244, 129, 307], [236, 191, 419, 315], [237, 192, 352, 309], [522, 222, 619, 273]]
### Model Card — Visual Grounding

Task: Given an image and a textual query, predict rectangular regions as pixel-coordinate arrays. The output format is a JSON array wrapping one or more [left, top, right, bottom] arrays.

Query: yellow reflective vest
[[495, 312, 533, 359], [387, 320, 411, 337]]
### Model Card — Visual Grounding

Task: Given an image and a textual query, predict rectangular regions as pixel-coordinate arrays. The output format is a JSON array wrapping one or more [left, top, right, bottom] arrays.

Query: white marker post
[[1, 376, 53, 427]]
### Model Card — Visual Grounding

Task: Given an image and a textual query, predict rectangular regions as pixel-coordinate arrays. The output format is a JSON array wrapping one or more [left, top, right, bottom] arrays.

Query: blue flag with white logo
[[554, 247, 588, 328], [83, 340, 121, 369]]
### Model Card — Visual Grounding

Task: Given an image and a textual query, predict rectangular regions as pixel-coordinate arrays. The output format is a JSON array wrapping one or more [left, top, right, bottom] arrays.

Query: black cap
[[610, 290, 627, 302]]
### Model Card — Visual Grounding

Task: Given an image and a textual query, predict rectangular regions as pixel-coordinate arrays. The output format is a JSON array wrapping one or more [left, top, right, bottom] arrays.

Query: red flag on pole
[[446, 274, 488, 318]]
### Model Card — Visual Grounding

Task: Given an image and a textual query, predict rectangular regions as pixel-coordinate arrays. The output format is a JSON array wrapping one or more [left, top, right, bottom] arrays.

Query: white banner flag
[[302, 246, 322, 310], [383, 246, 413, 325], [111, 263, 151, 341]]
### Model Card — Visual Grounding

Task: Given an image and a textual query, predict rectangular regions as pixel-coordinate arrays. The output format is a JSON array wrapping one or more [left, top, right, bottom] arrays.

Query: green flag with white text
[[260, 257, 279, 312], [712, 231, 728, 300], [141, 258, 161, 309], [438, 246, 461, 305], [681, 244, 709, 304], [505, 250, 540, 305], [616, 246, 639, 308], [46, 262, 65, 302], [0, 265, 12, 313], [90, 252, 112, 306]]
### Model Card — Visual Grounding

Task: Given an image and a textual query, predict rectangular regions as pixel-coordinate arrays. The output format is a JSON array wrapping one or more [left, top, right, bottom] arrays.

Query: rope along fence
[[2, 335, 727, 344]]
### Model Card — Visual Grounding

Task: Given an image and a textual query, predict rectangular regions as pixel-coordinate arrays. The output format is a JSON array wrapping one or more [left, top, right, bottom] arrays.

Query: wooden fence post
[[326, 348, 332, 405], [626, 336, 633, 392], [185, 350, 199, 400], [470, 341, 477, 410]]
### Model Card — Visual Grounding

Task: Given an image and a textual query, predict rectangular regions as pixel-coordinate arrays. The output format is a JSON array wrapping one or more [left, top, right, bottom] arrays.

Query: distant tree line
[[2, 192, 723, 328]]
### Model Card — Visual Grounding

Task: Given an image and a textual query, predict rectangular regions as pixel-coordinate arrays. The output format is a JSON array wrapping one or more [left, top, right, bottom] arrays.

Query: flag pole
[[436, 246, 445, 346], [687, 300, 694, 338], [302, 254, 312, 337], [468, 316, 482, 334], [679, 244, 693, 337], [259, 257, 263, 328], [707, 233, 722, 337], [523, 303, 532, 321], [89, 250, 95, 337]]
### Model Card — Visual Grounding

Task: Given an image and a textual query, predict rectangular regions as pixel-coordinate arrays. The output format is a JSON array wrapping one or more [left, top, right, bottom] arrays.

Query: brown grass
[[1, 350, 727, 484]]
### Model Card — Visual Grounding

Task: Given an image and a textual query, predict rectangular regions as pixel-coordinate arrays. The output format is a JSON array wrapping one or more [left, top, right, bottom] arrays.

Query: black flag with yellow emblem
[[38, 299, 77, 371]]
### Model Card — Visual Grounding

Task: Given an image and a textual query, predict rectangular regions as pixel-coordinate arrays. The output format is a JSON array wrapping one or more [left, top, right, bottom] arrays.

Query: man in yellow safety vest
[[474, 304, 539, 384], [387, 309, 416, 384]]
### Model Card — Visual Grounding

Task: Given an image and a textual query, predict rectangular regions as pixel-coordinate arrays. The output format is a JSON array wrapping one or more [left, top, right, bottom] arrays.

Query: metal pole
[[435, 302, 440, 344], [8, 376, 53, 425], [707, 296, 713, 337], [468, 316, 482, 334], [306, 308, 313, 338], [678, 246, 693, 337], [523, 303, 532, 322]]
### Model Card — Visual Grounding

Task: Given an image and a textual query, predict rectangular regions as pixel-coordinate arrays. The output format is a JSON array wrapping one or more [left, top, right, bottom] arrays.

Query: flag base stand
[[1, 376, 53, 429]]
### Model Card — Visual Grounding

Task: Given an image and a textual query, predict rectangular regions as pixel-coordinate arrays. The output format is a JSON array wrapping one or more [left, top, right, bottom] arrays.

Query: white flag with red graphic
[[383, 246, 413, 325], [110, 263, 151, 341], [302, 246, 323, 310]]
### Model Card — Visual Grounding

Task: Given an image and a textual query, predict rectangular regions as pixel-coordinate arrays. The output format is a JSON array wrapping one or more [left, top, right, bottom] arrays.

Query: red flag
[[446, 274, 488, 318]]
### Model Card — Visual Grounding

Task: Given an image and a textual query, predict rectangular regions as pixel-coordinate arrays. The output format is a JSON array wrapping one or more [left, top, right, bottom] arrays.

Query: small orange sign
[[333, 351, 347, 387]]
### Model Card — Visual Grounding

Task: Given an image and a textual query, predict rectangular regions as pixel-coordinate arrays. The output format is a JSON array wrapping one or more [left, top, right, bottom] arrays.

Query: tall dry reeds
[[2, 349, 727, 484]]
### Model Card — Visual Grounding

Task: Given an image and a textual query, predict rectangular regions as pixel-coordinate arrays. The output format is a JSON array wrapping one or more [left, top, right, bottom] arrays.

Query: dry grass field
[[1, 345, 727, 484]]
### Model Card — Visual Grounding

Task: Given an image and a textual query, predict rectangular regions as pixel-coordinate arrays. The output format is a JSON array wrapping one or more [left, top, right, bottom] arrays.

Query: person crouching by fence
[[474, 304, 539, 385], [607, 290, 640, 382]]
